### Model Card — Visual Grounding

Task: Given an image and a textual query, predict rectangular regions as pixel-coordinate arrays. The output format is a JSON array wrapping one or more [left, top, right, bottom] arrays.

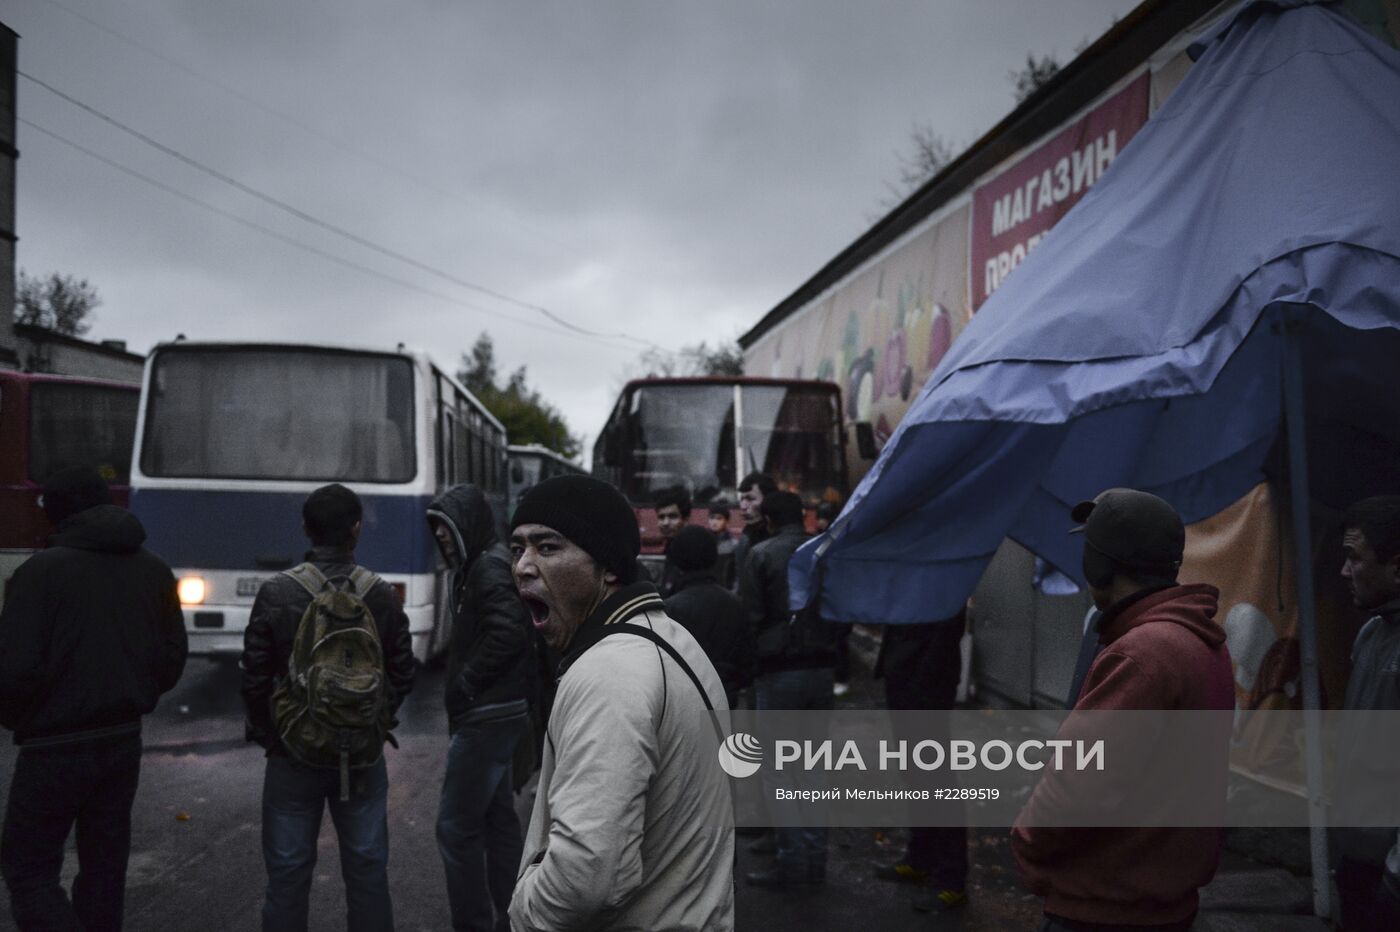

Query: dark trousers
[[756, 666, 834, 879], [261, 755, 392, 932], [437, 712, 527, 932], [0, 732, 142, 932], [881, 619, 968, 891], [1336, 857, 1400, 931]]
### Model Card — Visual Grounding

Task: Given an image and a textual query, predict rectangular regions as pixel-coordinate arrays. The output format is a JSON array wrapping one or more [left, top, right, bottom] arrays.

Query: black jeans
[[437, 711, 527, 932], [882, 619, 968, 891], [0, 731, 143, 932]]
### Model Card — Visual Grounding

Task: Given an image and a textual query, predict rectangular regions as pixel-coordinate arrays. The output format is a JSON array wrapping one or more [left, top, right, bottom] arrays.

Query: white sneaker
[[832, 682, 850, 698]]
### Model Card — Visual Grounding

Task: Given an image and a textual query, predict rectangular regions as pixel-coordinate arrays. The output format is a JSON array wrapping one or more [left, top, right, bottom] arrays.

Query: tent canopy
[[796, 0, 1400, 623]]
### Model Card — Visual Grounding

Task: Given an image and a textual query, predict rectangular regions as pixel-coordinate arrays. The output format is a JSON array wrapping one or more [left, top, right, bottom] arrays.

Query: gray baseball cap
[[1070, 488, 1185, 571]]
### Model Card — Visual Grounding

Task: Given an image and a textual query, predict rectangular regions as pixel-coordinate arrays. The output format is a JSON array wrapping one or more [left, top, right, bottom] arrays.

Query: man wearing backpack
[[241, 483, 416, 932], [425, 484, 533, 932]]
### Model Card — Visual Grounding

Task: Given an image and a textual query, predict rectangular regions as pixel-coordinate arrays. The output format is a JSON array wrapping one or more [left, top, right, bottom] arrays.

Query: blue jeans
[[437, 711, 527, 932], [756, 667, 833, 879], [261, 755, 392, 932], [1, 732, 142, 932]]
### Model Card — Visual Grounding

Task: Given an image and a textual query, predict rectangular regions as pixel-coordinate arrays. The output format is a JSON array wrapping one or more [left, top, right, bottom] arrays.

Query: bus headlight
[[178, 576, 206, 605]]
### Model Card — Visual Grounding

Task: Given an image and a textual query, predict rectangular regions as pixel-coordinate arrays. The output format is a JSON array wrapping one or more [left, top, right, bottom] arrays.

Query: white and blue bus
[[506, 443, 583, 514], [129, 340, 507, 661]]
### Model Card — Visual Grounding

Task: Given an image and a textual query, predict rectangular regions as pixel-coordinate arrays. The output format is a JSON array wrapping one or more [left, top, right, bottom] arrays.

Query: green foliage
[[14, 270, 100, 336], [457, 333, 580, 459]]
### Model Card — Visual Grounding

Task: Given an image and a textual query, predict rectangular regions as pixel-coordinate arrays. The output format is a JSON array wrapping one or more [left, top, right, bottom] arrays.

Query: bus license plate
[[237, 577, 270, 597]]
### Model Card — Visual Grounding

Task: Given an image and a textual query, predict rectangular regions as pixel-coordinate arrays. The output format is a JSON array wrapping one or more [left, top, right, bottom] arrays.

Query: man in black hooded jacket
[[426, 484, 533, 932], [0, 466, 188, 932]]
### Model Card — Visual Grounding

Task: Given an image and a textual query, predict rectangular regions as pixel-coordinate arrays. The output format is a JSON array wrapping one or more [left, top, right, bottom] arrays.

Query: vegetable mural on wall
[[744, 203, 971, 482]]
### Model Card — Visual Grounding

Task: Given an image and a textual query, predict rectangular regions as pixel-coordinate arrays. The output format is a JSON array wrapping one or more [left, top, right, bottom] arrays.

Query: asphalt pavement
[[0, 644, 1324, 930]]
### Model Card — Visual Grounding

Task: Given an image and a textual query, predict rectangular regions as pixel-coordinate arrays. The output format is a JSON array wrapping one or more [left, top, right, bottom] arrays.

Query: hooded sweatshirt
[[426, 485, 533, 729], [1012, 583, 1233, 926], [0, 504, 188, 745]]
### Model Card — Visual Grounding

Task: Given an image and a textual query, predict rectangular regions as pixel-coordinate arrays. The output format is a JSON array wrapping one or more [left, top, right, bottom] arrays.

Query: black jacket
[[0, 505, 188, 746], [427, 485, 533, 730], [664, 568, 754, 703], [240, 545, 416, 753], [740, 523, 834, 673]]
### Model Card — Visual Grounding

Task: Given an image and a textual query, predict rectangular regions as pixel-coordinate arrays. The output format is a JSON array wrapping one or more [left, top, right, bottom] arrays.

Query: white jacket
[[510, 585, 735, 931]]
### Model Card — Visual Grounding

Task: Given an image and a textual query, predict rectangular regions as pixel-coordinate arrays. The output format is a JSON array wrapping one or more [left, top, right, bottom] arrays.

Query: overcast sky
[[2, 0, 1139, 454]]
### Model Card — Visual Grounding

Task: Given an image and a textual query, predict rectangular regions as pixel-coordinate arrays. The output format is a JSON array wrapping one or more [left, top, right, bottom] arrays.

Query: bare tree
[[632, 341, 745, 380], [15, 271, 101, 337], [873, 122, 959, 216], [1010, 52, 1062, 104]]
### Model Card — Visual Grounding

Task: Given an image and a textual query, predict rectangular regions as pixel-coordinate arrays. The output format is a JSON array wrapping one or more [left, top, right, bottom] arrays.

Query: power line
[[19, 69, 670, 353], [35, 0, 586, 263], [19, 116, 641, 356]]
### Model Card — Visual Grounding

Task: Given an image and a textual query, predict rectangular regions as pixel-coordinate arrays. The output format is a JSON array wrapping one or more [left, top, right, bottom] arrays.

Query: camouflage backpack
[[270, 563, 395, 800]]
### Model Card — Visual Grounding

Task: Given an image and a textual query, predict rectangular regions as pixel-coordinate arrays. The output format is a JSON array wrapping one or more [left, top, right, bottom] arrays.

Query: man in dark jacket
[[740, 490, 836, 888], [1332, 495, 1400, 931], [0, 466, 188, 932], [663, 524, 753, 707], [1012, 488, 1233, 931], [731, 472, 777, 593], [241, 483, 415, 932], [426, 484, 532, 932]]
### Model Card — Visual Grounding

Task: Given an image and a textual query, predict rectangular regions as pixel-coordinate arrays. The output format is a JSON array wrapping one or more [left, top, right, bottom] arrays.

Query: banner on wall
[[971, 72, 1150, 310], [743, 205, 971, 480]]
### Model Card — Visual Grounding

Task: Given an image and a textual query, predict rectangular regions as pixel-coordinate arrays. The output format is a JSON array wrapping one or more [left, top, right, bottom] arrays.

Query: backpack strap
[[283, 562, 381, 598], [602, 622, 724, 744], [345, 566, 382, 598], [283, 562, 330, 597]]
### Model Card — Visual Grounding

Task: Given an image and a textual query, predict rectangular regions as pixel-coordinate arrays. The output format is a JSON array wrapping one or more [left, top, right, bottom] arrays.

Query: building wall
[[0, 25, 18, 370], [14, 325, 144, 383]]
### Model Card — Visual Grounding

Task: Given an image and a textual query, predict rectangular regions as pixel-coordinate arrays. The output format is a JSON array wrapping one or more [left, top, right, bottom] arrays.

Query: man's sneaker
[[833, 681, 851, 698], [873, 861, 929, 884], [911, 887, 968, 913]]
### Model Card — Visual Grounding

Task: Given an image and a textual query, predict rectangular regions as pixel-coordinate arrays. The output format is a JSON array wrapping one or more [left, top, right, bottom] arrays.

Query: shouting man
[[507, 475, 734, 931]]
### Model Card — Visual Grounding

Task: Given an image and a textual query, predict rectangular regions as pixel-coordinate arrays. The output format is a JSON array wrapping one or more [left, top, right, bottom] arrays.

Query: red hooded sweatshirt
[[1011, 583, 1234, 926]]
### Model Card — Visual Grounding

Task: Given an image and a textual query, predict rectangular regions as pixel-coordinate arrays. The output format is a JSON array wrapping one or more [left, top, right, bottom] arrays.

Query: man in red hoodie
[[1012, 488, 1234, 931]]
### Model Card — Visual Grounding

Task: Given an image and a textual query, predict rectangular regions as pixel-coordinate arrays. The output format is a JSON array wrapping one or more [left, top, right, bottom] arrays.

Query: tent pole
[[1280, 302, 1331, 919]]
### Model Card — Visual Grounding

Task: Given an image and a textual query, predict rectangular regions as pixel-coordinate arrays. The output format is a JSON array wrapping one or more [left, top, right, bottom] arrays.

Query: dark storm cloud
[[1, 0, 1139, 444]]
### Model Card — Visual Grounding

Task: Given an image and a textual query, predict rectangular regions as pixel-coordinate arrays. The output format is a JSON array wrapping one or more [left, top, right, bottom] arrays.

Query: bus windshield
[[140, 348, 416, 482], [610, 382, 843, 505], [29, 382, 139, 485]]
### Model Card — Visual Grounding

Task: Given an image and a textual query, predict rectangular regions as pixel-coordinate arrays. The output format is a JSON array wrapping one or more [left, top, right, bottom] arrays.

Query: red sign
[[971, 72, 1150, 310]]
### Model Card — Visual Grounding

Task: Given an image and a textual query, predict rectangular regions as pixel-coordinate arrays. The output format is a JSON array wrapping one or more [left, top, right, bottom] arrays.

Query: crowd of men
[[1, 464, 1399, 931]]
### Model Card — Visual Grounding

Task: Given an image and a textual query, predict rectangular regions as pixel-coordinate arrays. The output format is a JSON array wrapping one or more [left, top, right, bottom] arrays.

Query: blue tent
[[793, 0, 1400, 626]]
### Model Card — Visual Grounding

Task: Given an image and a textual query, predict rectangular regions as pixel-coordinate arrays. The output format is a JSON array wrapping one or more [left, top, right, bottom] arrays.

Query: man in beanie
[[241, 483, 415, 931], [0, 466, 188, 931], [664, 524, 753, 708], [1012, 488, 1233, 931], [507, 475, 734, 931]]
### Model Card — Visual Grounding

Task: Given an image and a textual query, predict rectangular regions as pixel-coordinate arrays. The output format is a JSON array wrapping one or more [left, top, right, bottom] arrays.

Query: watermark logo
[[718, 732, 764, 778]]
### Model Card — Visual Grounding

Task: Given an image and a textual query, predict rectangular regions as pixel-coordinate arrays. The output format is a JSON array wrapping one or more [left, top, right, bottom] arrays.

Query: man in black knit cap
[[663, 523, 753, 708], [507, 475, 734, 931]]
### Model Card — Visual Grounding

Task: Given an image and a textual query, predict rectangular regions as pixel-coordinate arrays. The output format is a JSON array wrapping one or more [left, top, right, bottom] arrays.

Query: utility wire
[[20, 117, 640, 356], [36, 0, 586, 263], [19, 69, 669, 353]]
